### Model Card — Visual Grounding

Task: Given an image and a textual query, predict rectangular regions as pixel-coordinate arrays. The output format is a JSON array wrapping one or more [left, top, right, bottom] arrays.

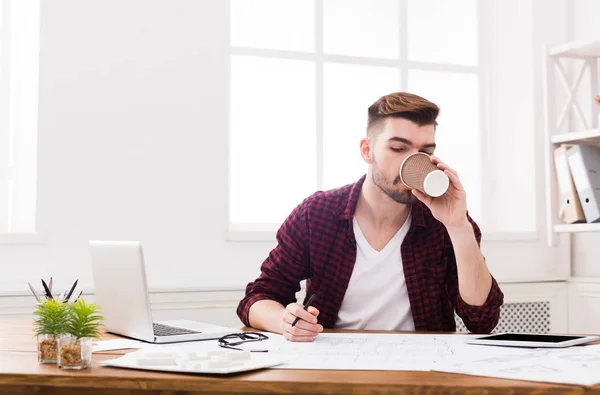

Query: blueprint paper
[[434, 344, 600, 387], [151, 332, 529, 371], [256, 333, 530, 370]]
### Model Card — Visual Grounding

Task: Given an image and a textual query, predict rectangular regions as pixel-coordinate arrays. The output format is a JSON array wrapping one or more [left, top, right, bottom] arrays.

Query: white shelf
[[554, 223, 600, 233], [549, 39, 600, 57], [544, 39, 600, 245], [550, 128, 600, 146]]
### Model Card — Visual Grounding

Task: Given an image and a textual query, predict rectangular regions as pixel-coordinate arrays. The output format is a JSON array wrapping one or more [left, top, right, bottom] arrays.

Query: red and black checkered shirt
[[237, 175, 503, 333]]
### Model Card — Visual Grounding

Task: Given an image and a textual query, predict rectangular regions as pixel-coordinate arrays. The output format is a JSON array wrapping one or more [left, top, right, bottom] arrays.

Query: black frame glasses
[[218, 332, 269, 352]]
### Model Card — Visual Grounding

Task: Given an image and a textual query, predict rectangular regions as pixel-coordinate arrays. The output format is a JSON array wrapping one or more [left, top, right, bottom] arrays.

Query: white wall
[[1, 0, 277, 295], [569, 0, 600, 39], [0, 0, 576, 321], [478, 0, 569, 284]]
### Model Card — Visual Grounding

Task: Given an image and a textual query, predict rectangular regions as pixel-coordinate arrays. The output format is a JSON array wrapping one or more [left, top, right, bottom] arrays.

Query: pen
[[74, 290, 83, 302], [41, 279, 53, 299], [48, 277, 53, 293], [291, 293, 317, 327], [65, 279, 78, 302], [28, 283, 40, 301]]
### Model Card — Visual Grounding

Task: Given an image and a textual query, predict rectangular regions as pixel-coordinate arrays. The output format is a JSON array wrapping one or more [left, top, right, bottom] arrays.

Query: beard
[[372, 159, 418, 205]]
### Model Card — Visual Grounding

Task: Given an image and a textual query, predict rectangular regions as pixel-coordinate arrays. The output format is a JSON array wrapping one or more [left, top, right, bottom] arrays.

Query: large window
[[0, 0, 39, 234], [229, 0, 482, 230]]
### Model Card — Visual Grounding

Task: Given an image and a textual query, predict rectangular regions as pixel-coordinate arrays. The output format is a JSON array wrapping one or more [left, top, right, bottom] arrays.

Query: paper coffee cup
[[399, 152, 449, 197]]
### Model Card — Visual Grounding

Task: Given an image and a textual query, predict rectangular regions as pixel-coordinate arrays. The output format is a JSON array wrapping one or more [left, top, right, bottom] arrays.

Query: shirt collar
[[336, 174, 427, 229]]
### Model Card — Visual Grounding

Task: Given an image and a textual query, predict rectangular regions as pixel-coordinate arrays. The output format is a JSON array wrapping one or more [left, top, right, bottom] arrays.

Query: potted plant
[[33, 298, 69, 363], [58, 299, 104, 370]]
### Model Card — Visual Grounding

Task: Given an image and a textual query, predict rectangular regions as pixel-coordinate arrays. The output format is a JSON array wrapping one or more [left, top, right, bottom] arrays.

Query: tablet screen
[[478, 333, 584, 343]]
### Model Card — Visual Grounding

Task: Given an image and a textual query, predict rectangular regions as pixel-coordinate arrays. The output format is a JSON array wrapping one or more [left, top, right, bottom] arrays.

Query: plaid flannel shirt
[[237, 175, 503, 333]]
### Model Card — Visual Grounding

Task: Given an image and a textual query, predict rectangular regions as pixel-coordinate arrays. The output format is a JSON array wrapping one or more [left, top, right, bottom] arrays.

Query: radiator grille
[[455, 301, 551, 333]]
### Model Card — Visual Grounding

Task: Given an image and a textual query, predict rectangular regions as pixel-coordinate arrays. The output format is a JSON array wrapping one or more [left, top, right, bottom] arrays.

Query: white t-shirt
[[335, 214, 415, 330]]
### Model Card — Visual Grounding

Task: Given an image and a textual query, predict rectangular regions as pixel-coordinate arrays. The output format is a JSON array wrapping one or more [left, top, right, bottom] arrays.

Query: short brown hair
[[367, 92, 439, 135]]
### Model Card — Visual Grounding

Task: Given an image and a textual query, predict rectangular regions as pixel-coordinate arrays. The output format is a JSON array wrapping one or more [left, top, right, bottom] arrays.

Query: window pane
[[0, 0, 8, 232], [230, 56, 316, 224], [230, 0, 314, 52], [323, 63, 400, 189], [408, 71, 481, 223], [323, 0, 400, 59], [407, 0, 477, 66]]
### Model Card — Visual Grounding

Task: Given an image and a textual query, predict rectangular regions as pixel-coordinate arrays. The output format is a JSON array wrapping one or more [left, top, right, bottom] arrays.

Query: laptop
[[89, 240, 235, 344]]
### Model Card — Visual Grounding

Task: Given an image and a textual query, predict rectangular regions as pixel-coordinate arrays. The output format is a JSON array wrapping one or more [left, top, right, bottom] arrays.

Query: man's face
[[367, 118, 436, 205]]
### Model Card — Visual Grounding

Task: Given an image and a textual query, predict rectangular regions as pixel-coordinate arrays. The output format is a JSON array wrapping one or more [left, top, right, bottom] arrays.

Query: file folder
[[554, 145, 585, 224], [566, 144, 600, 223]]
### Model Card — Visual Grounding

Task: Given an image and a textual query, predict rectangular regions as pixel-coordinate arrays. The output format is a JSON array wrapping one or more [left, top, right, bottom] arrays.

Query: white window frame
[[227, 0, 538, 242], [0, 0, 43, 244], [0, 0, 11, 235]]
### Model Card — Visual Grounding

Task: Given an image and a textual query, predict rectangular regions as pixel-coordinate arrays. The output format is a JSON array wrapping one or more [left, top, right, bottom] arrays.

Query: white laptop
[[89, 240, 235, 344]]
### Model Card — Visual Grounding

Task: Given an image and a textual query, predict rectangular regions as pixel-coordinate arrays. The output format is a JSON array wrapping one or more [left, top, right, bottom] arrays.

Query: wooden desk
[[0, 320, 597, 395]]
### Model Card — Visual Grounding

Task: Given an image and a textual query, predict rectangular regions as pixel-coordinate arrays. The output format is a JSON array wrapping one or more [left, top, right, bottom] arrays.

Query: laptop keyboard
[[153, 322, 200, 336]]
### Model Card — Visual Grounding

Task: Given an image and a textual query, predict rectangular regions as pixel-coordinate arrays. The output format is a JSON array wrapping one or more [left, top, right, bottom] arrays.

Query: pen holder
[[58, 335, 92, 370]]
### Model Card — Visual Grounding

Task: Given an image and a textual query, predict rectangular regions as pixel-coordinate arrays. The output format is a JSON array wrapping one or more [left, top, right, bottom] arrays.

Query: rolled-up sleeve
[[236, 201, 310, 327], [454, 275, 503, 333], [449, 215, 504, 334]]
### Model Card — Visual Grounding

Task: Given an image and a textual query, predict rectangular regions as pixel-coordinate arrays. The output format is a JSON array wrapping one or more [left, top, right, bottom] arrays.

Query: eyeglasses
[[218, 332, 269, 352]]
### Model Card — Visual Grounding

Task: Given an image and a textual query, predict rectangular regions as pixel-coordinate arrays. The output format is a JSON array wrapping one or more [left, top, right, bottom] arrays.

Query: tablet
[[466, 333, 600, 348]]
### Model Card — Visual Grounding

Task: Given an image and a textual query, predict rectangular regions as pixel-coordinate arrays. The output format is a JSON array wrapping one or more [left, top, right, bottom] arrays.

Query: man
[[237, 92, 503, 342]]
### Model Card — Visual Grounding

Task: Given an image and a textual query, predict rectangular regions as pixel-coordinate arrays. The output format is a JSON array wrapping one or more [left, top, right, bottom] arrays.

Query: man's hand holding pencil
[[281, 294, 323, 342]]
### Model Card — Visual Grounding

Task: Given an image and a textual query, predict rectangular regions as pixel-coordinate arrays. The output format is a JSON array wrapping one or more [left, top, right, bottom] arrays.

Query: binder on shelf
[[554, 145, 585, 224], [566, 144, 600, 223]]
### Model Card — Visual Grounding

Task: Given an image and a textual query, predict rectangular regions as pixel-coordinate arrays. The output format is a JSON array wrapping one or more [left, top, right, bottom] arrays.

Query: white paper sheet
[[92, 339, 148, 352], [253, 333, 531, 371], [434, 344, 600, 387], [148, 332, 529, 371]]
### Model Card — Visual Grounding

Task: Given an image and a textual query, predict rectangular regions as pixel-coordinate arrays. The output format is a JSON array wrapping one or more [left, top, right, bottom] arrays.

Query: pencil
[[28, 283, 40, 301], [291, 293, 317, 327]]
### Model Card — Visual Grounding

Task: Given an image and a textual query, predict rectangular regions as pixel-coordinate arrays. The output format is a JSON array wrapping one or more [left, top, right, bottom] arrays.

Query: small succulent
[[65, 299, 104, 341]]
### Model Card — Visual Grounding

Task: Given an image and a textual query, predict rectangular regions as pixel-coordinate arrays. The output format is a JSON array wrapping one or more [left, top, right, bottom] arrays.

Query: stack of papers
[[100, 347, 291, 374]]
